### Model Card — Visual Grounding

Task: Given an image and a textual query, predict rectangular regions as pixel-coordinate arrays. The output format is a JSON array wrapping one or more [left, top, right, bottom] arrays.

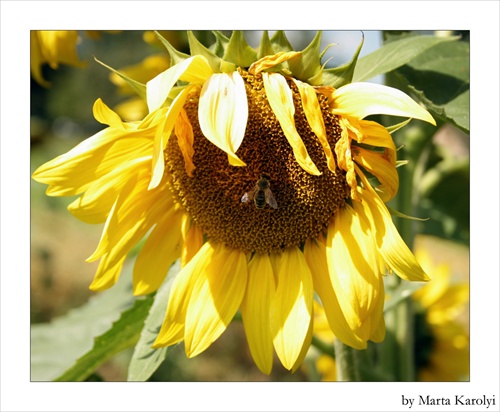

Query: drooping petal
[[304, 238, 367, 349], [153, 242, 215, 347], [133, 205, 184, 296], [331, 82, 436, 125], [270, 247, 313, 370], [198, 72, 248, 167], [240, 253, 276, 375], [326, 205, 384, 341], [146, 55, 213, 113], [184, 243, 248, 357], [263, 72, 321, 176], [354, 165, 430, 282], [293, 79, 337, 173]]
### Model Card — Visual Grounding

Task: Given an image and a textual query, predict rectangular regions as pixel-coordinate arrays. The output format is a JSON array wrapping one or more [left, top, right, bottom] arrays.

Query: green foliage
[[127, 262, 180, 381], [353, 34, 459, 83], [54, 294, 153, 381], [31, 269, 136, 381]]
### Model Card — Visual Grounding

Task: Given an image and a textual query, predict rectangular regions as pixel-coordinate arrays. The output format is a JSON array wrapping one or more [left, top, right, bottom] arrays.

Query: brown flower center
[[165, 69, 349, 254]]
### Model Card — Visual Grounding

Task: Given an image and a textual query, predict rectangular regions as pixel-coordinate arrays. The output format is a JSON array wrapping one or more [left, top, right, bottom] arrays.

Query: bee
[[241, 174, 278, 210]]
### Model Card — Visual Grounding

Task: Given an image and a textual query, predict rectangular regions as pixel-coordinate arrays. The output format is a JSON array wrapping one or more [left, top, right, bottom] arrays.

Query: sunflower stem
[[333, 340, 363, 381]]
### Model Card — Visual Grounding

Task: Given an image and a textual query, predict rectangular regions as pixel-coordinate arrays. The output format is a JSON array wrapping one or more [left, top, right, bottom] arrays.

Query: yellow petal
[[146, 55, 212, 112], [32, 115, 155, 196], [240, 253, 276, 375], [67, 156, 151, 224], [291, 312, 313, 373], [248, 51, 301, 74], [89, 253, 126, 292], [86, 170, 169, 270], [293, 79, 337, 173], [326, 205, 384, 341], [184, 243, 248, 357], [149, 85, 197, 190], [304, 238, 367, 349], [331, 82, 436, 125], [93, 98, 126, 130], [271, 247, 313, 370], [353, 146, 399, 202], [198, 72, 247, 167], [174, 108, 196, 177], [354, 165, 430, 282], [133, 204, 184, 295], [153, 242, 215, 347], [263, 72, 321, 176], [180, 216, 204, 267]]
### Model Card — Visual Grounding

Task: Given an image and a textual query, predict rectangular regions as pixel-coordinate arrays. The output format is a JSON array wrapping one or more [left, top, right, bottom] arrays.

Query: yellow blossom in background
[[413, 238, 470, 381], [32, 31, 436, 375], [30, 30, 86, 87]]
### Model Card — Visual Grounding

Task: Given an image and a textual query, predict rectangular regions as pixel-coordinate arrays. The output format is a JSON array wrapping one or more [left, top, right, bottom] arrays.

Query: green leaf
[[353, 34, 459, 82], [54, 294, 154, 381], [127, 261, 181, 381], [154, 31, 190, 67], [322, 33, 364, 88], [406, 40, 469, 83], [408, 85, 469, 133], [224, 31, 258, 68], [31, 269, 135, 381], [442, 89, 469, 132], [94, 58, 146, 101]]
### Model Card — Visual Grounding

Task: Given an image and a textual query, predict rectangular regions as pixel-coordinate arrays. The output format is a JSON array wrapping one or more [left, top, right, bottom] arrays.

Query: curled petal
[[353, 146, 399, 202], [248, 51, 301, 74]]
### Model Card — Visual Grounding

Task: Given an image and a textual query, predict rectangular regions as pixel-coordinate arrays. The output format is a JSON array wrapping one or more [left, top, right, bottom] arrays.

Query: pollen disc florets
[[166, 70, 349, 254]]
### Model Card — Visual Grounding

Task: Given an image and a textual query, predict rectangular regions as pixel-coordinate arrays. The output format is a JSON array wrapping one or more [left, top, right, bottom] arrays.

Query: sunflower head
[[33, 31, 437, 375]]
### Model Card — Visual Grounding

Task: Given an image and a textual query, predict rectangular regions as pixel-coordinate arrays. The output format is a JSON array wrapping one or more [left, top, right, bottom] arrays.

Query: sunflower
[[413, 240, 469, 381], [30, 30, 86, 87], [32, 31, 436, 375]]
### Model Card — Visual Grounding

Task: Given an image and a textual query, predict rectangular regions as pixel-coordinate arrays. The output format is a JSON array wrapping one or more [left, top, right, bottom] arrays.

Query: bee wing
[[265, 189, 278, 209], [241, 185, 258, 203]]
